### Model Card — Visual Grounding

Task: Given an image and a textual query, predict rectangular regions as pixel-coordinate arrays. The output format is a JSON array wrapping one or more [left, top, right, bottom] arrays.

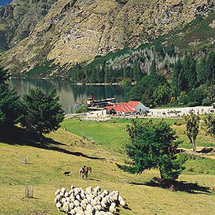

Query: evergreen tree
[[0, 67, 22, 129], [197, 56, 207, 85], [182, 53, 197, 92], [172, 60, 182, 97], [206, 50, 215, 86], [122, 120, 187, 182], [22, 88, 64, 137], [150, 59, 157, 75]]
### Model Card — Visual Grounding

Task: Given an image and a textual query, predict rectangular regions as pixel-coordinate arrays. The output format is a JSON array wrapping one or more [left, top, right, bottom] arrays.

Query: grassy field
[[61, 118, 215, 151], [0, 123, 215, 215]]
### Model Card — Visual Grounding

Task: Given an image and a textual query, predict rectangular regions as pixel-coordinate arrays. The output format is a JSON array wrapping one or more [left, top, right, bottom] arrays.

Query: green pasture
[[61, 118, 215, 151], [0, 127, 215, 215]]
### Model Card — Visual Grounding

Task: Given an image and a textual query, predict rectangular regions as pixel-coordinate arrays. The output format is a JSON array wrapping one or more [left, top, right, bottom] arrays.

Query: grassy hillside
[[0, 124, 215, 215], [61, 118, 215, 151]]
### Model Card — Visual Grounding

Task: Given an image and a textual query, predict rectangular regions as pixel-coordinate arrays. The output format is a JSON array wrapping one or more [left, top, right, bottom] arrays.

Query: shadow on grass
[[130, 179, 211, 194], [0, 126, 105, 161]]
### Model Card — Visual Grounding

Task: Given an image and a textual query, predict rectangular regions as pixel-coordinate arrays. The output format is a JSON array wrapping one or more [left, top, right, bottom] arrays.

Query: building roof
[[105, 102, 136, 113], [128, 101, 141, 108], [105, 106, 114, 110]]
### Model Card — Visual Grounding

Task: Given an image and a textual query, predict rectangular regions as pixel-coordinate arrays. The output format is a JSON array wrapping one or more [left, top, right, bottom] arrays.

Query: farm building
[[105, 101, 148, 116]]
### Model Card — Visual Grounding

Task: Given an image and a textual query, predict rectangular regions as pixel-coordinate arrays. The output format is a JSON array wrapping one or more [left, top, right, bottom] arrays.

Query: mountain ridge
[[0, 0, 214, 78]]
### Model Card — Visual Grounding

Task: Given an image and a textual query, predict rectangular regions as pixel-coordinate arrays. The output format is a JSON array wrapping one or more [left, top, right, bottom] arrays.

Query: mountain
[[0, 0, 214, 78], [0, 0, 58, 52]]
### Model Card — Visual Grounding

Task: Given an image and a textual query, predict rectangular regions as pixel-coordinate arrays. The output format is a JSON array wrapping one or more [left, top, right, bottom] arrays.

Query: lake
[[9, 79, 127, 114]]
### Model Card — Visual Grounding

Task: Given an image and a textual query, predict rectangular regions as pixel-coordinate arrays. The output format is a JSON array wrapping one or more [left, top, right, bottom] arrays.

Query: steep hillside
[[0, 0, 214, 78], [0, 0, 58, 52]]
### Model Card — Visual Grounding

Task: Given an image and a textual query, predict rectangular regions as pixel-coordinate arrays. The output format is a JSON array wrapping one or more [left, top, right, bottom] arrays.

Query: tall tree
[[206, 50, 215, 86], [149, 59, 157, 75], [197, 56, 207, 85], [0, 67, 22, 129], [122, 120, 186, 183], [184, 111, 200, 152], [172, 60, 182, 97], [152, 84, 171, 106], [22, 88, 64, 137], [182, 53, 197, 92]]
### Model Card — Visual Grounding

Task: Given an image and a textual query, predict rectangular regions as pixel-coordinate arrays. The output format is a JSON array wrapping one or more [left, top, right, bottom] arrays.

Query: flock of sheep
[[54, 185, 127, 215]]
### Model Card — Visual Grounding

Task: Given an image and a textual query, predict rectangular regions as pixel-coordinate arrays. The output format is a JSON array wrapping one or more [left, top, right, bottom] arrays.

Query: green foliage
[[187, 86, 206, 106], [21, 88, 64, 136], [0, 67, 22, 128], [184, 112, 200, 152], [172, 60, 182, 97], [204, 114, 215, 138], [75, 104, 88, 113], [206, 50, 215, 86], [152, 84, 171, 106], [149, 59, 157, 75], [123, 120, 187, 181], [121, 78, 132, 90], [127, 74, 168, 107]]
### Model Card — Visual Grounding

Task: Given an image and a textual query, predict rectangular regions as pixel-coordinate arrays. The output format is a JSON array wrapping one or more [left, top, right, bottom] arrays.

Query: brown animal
[[79, 166, 92, 179]]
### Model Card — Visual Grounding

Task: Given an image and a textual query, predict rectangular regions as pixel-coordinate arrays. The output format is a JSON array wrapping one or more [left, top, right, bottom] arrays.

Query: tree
[[149, 59, 157, 75], [206, 50, 215, 86], [152, 84, 171, 106], [75, 104, 88, 113], [197, 56, 207, 85], [172, 60, 182, 97], [184, 111, 200, 152], [0, 67, 22, 129], [127, 74, 168, 107], [123, 120, 187, 182], [22, 88, 64, 137], [204, 114, 215, 138]]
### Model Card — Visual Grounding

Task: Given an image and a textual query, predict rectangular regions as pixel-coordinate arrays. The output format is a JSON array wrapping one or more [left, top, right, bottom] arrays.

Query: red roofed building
[[105, 101, 149, 116]]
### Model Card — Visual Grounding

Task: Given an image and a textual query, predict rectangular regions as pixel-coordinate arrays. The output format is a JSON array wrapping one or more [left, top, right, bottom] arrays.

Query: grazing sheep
[[56, 202, 62, 211], [74, 199, 80, 207], [86, 186, 93, 195], [55, 189, 60, 196], [109, 202, 116, 213], [55, 185, 127, 214]]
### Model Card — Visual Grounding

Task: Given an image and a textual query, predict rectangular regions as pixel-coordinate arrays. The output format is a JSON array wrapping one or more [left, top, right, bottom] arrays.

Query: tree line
[[0, 67, 64, 139], [128, 50, 215, 107]]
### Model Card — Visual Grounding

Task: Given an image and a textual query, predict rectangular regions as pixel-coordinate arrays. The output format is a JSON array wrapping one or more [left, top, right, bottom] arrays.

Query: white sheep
[[74, 199, 80, 207], [86, 186, 93, 194], [55, 189, 60, 196], [109, 202, 116, 213], [56, 202, 62, 211], [118, 195, 126, 207], [54, 194, 61, 203], [63, 202, 70, 213]]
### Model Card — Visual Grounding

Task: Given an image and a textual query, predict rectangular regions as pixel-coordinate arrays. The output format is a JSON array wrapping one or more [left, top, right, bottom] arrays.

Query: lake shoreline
[[10, 77, 136, 86]]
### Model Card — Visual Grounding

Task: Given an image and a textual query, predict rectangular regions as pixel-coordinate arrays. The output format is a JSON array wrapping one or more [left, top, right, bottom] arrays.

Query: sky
[[0, 0, 13, 6]]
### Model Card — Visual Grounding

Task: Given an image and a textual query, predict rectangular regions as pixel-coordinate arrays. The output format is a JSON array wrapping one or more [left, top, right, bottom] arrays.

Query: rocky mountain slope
[[0, 0, 58, 52], [0, 0, 214, 78]]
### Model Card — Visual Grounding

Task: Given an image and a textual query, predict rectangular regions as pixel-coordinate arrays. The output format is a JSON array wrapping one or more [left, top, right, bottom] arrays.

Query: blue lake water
[[9, 79, 127, 114]]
